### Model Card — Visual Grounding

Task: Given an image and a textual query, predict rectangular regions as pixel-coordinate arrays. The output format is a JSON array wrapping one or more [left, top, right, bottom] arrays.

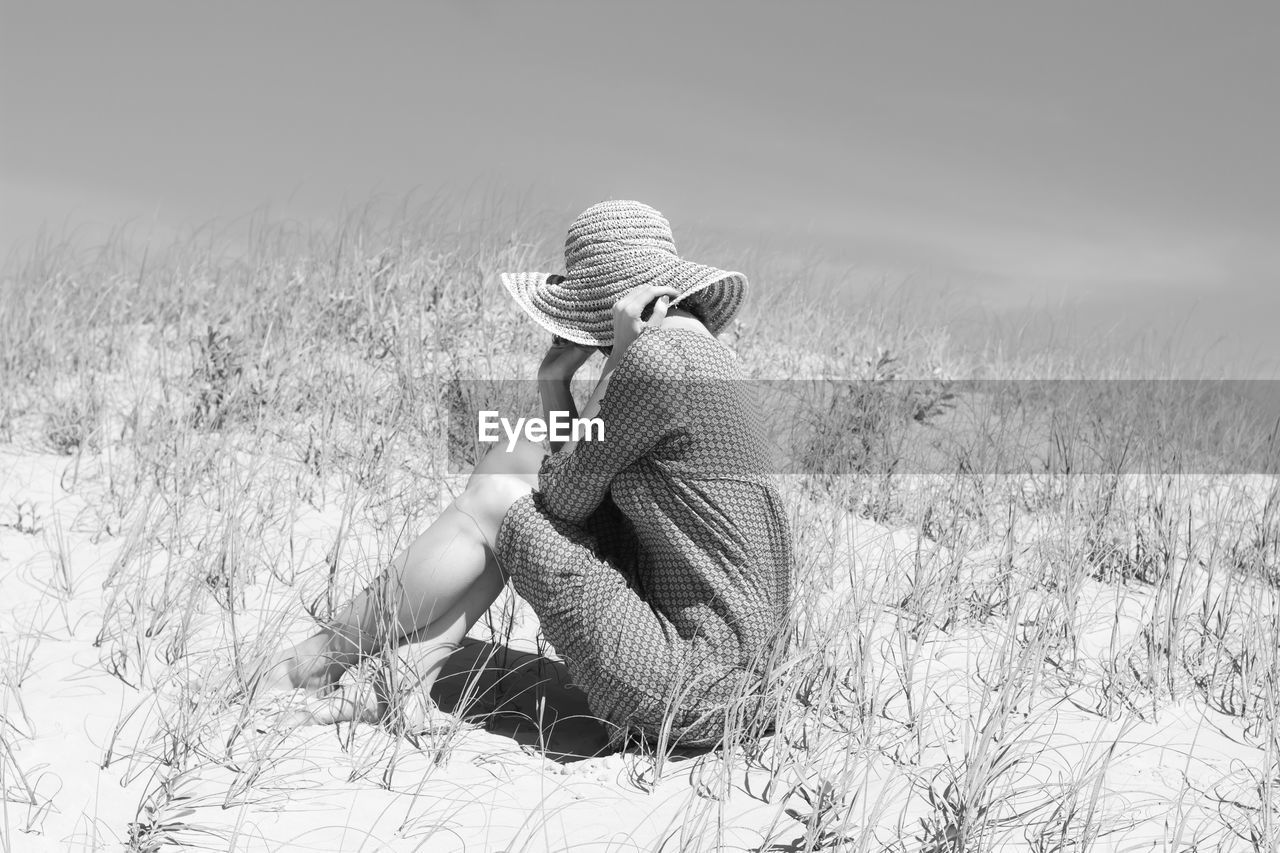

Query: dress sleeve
[[537, 330, 684, 523]]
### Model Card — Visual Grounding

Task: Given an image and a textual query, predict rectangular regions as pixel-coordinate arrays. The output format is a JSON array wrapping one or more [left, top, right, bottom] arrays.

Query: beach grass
[[0, 200, 1276, 851]]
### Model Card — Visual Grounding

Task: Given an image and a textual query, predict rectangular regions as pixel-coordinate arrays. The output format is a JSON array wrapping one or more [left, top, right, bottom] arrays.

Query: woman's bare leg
[[258, 439, 546, 723], [274, 553, 510, 727]]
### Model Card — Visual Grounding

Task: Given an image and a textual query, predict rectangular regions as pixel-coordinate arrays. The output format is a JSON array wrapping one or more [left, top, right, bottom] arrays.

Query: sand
[[1, 445, 1273, 851]]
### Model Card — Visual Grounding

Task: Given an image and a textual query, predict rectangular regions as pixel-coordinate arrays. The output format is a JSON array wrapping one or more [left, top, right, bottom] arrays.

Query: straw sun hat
[[500, 200, 747, 347]]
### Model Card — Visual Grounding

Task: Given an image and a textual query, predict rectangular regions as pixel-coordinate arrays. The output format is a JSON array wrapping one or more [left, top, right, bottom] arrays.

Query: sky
[[3, 1, 1278, 372]]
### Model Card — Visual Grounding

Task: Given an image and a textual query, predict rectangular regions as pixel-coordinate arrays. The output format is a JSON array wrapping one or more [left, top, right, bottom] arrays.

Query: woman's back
[[532, 326, 792, 713]]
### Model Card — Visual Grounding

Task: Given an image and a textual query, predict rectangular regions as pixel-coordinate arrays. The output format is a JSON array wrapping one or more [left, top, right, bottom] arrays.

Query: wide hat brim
[[500, 252, 747, 346]]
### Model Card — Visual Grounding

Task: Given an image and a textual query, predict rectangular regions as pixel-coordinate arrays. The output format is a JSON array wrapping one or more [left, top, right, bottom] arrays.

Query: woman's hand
[[538, 335, 595, 382], [609, 284, 680, 366]]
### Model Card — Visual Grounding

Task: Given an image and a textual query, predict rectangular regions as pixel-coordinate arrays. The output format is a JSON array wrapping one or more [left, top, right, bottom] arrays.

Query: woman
[[261, 200, 792, 748]]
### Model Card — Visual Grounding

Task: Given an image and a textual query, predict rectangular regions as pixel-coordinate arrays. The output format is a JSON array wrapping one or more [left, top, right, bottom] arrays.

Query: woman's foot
[[379, 686, 463, 738], [253, 632, 349, 696], [272, 685, 382, 728], [261, 683, 456, 734]]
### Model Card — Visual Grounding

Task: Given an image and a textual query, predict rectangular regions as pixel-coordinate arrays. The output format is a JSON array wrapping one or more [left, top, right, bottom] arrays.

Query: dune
[[2, 225, 1276, 851]]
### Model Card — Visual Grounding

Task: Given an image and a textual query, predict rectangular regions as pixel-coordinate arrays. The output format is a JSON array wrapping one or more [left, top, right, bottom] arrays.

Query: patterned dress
[[494, 326, 793, 747]]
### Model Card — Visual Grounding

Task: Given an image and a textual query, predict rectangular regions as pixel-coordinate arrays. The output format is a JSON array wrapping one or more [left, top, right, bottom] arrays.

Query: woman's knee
[[473, 438, 546, 482], [456, 469, 534, 535]]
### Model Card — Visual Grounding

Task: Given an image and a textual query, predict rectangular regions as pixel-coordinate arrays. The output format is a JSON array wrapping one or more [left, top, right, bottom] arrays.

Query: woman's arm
[[535, 286, 685, 522], [555, 287, 676, 456], [536, 332, 683, 522], [535, 288, 677, 454], [537, 337, 592, 452], [538, 376, 579, 452], [554, 359, 613, 456]]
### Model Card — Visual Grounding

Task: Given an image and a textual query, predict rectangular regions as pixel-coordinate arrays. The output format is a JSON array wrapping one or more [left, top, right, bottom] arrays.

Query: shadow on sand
[[429, 637, 612, 763], [429, 637, 716, 766]]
